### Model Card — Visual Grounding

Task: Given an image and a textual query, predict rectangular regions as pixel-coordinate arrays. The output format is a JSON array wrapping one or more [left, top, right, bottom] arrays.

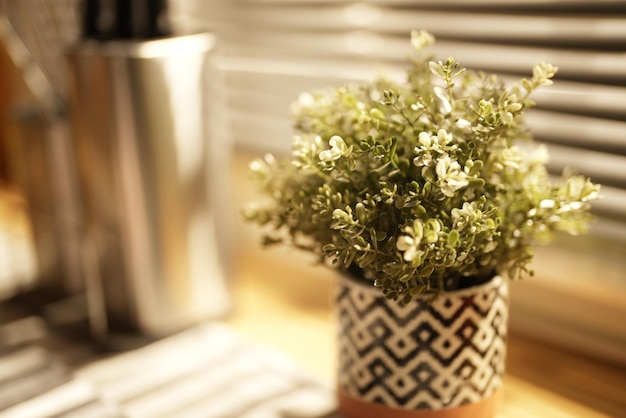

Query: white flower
[[565, 176, 586, 200], [319, 135, 351, 162], [413, 130, 454, 168], [296, 92, 314, 107], [249, 159, 266, 174], [435, 129, 453, 146], [397, 220, 424, 263], [292, 135, 313, 159], [249, 154, 275, 181], [436, 155, 469, 197], [531, 144, 549, 165], [418, 131, 432, 147], [397, 235, 419, 262], [413, 151, 434, 168], [452, 202, 476, 227], [433, 87, 452, 115], [410, 30, 435, 51], [533, 62, 558, 86], [419, 129, 453, 148], [455, 118, 471, 129], [423, 219, 442, 244]]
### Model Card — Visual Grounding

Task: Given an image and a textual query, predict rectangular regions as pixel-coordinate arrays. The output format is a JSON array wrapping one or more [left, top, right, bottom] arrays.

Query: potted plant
[[243, 30, 600, 418]]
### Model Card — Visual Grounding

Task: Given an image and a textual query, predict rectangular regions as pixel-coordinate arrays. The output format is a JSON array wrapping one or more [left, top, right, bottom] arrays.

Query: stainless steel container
[[66, 33, 232, 343]]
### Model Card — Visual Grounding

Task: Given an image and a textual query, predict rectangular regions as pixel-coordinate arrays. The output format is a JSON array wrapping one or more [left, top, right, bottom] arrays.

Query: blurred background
[[0, 0, 625, 417]]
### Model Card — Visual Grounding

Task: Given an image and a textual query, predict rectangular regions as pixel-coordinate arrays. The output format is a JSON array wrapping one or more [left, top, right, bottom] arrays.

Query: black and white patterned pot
[[337, 275, 508, 417]]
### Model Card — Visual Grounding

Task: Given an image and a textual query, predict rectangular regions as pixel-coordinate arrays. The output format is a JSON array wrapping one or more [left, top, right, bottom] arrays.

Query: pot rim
[[338, 272, 505, 299]]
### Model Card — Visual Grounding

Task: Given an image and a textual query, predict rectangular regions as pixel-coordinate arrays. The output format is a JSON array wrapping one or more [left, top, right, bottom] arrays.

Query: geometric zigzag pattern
[[337, 275, 508, 410]]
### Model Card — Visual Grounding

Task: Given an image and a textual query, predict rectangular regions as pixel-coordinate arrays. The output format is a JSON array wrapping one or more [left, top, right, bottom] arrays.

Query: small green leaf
[[429, 61, 446, 79], [469, 160, 484, 176], [447, 230, 460, 247]]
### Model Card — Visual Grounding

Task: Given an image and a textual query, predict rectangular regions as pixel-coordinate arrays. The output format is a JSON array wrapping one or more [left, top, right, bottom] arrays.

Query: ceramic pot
[[337, 275, 508, 418]]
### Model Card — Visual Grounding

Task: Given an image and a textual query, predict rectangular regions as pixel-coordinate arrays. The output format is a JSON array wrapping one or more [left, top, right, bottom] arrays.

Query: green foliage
[[243, 30, 600, 302]]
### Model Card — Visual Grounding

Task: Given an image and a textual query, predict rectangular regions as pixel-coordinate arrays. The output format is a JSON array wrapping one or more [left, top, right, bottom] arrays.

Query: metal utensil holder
[[65, 33, 232, 345]]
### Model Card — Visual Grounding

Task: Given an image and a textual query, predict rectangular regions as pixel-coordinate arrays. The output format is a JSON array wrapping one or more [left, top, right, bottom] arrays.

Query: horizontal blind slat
[[530, 81, 626, 120], [232, 0, 626, 9], [223, 5, 626, 46], [527, 110, 626, 154], [587, 185, 626, 222], [545, 144, 626, 188], [221, 31, 626, 82]]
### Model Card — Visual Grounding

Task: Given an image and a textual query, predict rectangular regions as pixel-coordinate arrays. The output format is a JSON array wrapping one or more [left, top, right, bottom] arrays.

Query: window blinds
[[176, 0, 626, 361], [180, 0, 626, 243]]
